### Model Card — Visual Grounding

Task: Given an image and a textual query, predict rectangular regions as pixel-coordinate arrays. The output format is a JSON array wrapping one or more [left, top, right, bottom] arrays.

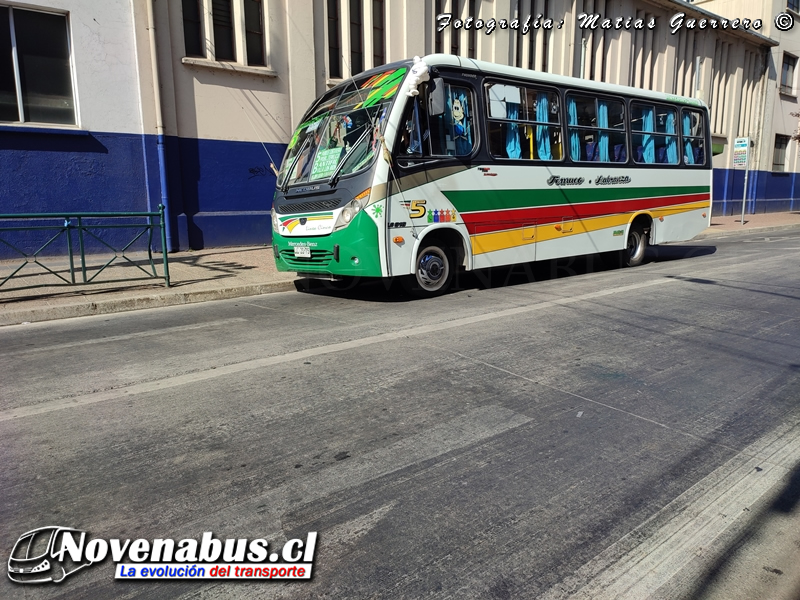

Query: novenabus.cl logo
[[8, 527, 318, 584], [8, 526, 93, 584]]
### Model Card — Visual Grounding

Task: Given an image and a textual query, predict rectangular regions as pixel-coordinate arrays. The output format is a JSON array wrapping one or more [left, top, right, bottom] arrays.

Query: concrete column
[[285, 0, 317, 127]]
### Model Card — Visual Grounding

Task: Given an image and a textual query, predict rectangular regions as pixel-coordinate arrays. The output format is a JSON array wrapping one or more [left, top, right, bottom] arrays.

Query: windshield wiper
[[327, 127, 372, 186], [280, 134, 313, 193]]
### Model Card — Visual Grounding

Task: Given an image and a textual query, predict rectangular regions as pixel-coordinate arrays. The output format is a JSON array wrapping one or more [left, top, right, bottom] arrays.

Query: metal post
[[78, 216, 87, 282], [65, 218, 76, 284], [741, 151, 749, 225], [159, 204, 170, 287]]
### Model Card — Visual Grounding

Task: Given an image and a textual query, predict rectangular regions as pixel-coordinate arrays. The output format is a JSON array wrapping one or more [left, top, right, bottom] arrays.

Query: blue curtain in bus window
[[641, 106, 655, 163], [568, 97, 580, 161], [505, 102, 521, 158], [666, 112, 678, 164], [454, 92, 472, 155], [682, 112, 694, 165], [536, 93, 552, 160], [597, 100, 610, 162]]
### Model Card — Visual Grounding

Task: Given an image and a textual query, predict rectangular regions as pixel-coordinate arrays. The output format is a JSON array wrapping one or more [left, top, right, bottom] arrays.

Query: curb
[[0, 280, 298, 327], [694, 223, 800, 239]]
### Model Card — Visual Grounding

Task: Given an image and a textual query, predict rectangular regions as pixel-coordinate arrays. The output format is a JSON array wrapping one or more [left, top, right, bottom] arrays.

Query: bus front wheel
[[624, 224, 647, 267], [405, 241, 453, 297]]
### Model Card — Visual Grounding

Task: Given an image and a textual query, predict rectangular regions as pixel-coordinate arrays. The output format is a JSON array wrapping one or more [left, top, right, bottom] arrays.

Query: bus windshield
[[277, 66, 407, 189]]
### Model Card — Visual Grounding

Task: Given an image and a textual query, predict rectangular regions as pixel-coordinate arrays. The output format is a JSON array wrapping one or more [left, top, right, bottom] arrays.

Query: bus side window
[[681, 108, 706, 166], [487, 83, 562, 161], [566, 94, 626, 163], [631, 102, 679, 165], [429, 83, 474, 157], [396, 97, 427, 157]]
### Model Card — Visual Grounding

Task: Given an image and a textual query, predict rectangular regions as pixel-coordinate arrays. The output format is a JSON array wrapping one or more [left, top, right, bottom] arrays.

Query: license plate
[[293, 246, 311, 258]]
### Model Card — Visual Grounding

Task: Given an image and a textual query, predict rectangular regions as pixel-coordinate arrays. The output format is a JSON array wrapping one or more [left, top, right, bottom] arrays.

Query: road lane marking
[[4, 318, 248, 356], [539, 419, 800, 600], [0, 279, 676, 422]]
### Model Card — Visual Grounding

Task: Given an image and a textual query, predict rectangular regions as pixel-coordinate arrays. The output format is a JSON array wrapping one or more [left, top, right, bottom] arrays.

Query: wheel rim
[[627, 230, 643, 262], [416, 247, 449, 292]]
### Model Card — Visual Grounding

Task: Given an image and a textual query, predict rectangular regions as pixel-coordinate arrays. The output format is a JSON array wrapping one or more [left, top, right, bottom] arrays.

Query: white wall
[[13, 0, 144, 133]]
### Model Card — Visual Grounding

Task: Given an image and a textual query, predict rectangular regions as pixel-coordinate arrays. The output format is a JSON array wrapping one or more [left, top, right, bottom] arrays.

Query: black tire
[[624, 223, 647, 267], [403, 240, 453, 297]]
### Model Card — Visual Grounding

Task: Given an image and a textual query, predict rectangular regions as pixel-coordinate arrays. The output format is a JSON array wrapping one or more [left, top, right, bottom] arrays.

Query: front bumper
[[272, 211, 382, 278]]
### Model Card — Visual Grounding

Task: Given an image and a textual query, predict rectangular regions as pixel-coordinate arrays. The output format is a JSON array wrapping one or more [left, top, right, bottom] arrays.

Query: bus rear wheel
[[624, 224, 647, 267], [404, 241, 453, 297]]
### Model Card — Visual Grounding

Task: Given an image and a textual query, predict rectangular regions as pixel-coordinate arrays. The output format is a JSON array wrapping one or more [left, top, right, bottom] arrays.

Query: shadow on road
[[294, 243, 718, 302]]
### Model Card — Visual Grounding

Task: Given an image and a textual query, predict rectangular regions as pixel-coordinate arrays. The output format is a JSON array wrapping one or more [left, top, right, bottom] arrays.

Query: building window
[[450, 0, 460, 56], [773, 135, 790, 171], [468, 0, 476, 59], [326, 1, 387, 79], [372, 0, 384, 67], [781, 53, 797, 95], [182, 0, 204, 57], [182, 0, 271, 67], [349, 0, 363, 75], [211, 0, 235, 61], [0, 6, 75, 125], [327, 0, 341, 78], [435, 0, 443, 54], [244, 0, 265, 66], [789, 0, 799, 13]]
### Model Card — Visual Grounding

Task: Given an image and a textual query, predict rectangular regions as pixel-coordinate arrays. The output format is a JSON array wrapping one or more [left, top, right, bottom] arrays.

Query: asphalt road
[[2, 230, 800, 599]]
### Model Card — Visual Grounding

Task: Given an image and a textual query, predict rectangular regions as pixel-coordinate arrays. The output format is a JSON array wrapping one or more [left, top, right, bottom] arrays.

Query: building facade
[[0, 0, 792, 255], [701, 0, 800, 213]]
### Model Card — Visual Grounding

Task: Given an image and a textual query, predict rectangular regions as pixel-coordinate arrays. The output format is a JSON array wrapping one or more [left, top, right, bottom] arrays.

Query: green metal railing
[[0, 205, 170, 289]]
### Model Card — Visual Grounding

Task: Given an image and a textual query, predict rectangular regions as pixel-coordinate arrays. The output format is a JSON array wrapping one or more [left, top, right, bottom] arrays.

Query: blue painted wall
[[713, 168, 800, 216], [166, 136, 284, 250], [3, 126, 798, 260], [0, 128, 286, 258]]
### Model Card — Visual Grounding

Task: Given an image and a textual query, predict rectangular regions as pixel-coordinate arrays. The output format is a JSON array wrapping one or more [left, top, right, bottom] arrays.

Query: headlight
[[271, 208, 279, 230], [335, 198, 365, 230]]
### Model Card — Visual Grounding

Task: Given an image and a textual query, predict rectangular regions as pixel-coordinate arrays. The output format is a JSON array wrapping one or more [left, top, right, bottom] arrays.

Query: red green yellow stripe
[[461, 192, 710, 235], [471, 201, 708, 255]]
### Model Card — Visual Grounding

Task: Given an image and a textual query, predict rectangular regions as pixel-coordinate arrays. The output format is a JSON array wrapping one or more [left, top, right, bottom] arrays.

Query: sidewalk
[[1, 211, 799, 327]]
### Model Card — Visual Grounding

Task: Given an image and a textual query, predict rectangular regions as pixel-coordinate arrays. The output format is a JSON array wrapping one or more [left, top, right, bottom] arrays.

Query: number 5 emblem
[[409, 199, 426, 219]]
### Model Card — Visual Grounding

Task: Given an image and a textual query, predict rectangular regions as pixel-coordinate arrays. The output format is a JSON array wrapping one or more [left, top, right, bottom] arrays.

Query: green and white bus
[[271, 54, 712, 296]]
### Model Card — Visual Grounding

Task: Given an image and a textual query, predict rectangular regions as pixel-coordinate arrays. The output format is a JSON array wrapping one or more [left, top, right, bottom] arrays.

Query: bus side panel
[[386, 166, 474, 277]]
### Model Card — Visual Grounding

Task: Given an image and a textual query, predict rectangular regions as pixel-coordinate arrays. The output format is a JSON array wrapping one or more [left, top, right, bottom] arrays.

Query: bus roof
[[420, 53, 709, 109]]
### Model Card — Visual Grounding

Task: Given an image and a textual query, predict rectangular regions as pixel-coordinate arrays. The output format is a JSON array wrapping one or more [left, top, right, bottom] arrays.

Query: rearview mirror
[[429, 78, 446, 116]]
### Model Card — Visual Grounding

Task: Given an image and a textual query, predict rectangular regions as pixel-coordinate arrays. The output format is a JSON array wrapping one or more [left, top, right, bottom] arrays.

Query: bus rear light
[[393, 236, 404, 244]]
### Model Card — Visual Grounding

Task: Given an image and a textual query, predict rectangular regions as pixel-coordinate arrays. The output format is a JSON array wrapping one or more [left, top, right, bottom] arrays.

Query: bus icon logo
[[8, 526, 93, 584]]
